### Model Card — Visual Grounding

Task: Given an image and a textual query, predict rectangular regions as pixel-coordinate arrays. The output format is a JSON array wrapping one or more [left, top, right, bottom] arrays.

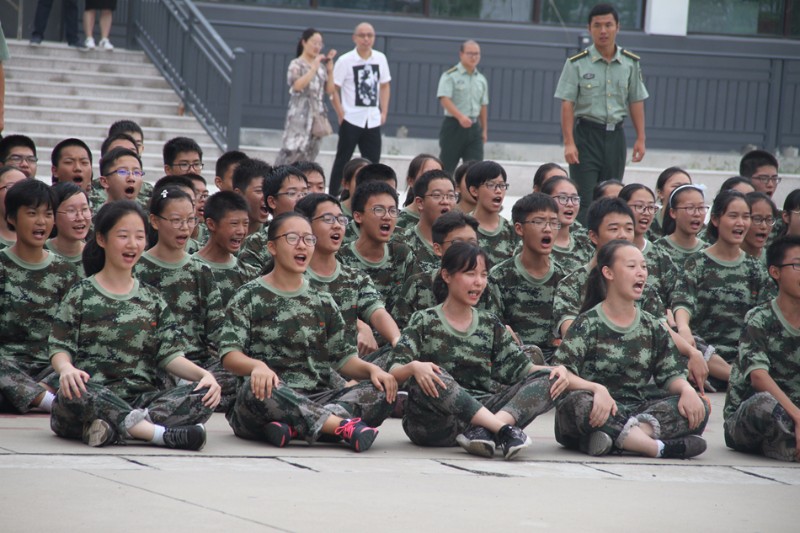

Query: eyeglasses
[[274, 189, 308, 200], [443, 237, 479, 246], [482, 182, 509, 192], [628, 203, 659, 215], [110, 168, 145, 179], [172, 161, 204, 172], [313, 213, 350, 226], [156, 215, 199, 229], [4, 155, 38, 165], [751, 216, 776, 226], [368, 205, 399, 218], [425, 192, 458, 202], [197, 192, 210, 201], [270, 232, 317, 246], [552, 194, 581, 206], [520, 218, 562, 230], [673, 205, 710, 215], [355, 32, 375, 38], [57, 207, 92, 220], [751, 174, 781, 185], [776, 263, 800, 271]]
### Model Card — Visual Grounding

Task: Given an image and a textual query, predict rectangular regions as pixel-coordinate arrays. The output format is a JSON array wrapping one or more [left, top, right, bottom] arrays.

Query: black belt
[[446, 116, 479, 122], [577, 118, 623, 132]]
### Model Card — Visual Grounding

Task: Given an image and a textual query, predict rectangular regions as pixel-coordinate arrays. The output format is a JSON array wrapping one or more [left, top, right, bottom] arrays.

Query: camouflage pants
[[402, 369, 556, 447], [0, 358, 54, 413], [204, 360, 239, 413], [555, 390, 709, 449], [724, 392, 797, 462], [226, 379, 392, 443], [50, 381, 213, 444]]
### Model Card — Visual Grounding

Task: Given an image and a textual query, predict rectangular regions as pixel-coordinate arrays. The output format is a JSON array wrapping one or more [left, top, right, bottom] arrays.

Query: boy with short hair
[[237, 165, 308, 274], [343, 163, 398, 244], [0, 135, 38, 178], [338, 181, 420, 316], [108, 119, 145, 155], [163, 137, 204, 176], [488, 193, 567, 361], [740, 149, 780, 199], [214, 150, 248, 192], [50, 138, 93, 192], [232, 158, 271, 236], [96, 147, 144, 209], [724, 236, 800, 461], [294, 161, 326, 194], [0, 167, 27, 249], [396, 169, 457, 272], [187, 173, 210, 245], [465, 160, 518, 265]]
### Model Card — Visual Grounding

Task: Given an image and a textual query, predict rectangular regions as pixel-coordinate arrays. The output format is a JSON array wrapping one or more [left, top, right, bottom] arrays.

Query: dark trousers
[[569, 120, 626, 225], [32, 0, 80, 45], [329, 120, 382, 197], [439, 117, 483, 173]]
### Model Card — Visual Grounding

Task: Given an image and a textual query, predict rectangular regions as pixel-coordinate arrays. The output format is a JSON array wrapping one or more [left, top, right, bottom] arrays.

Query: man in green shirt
[[437, 40, 489, 173], [554, 3, 648, 224]]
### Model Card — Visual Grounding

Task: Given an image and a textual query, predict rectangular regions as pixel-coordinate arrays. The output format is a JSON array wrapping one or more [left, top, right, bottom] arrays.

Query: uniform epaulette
[[568, 50, 589, 62], [445, 65, 458, 74], [621, 49, 640, 61]]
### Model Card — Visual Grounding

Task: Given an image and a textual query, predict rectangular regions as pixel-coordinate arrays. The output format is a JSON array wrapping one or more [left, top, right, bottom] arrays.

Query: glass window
[[539, 0, 643, 29], [430, 0, 533, 22], [688, 0, 785, 37], [317, 0, 424, 15]]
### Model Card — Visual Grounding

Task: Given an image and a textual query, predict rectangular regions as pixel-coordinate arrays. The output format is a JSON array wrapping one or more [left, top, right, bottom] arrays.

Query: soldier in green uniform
[[437, 40, 489, 173], [554, 3, 648, 224]]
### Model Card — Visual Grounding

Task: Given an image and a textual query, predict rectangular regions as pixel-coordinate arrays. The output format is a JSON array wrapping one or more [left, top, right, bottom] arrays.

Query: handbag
[[311, 112, 333, 138]]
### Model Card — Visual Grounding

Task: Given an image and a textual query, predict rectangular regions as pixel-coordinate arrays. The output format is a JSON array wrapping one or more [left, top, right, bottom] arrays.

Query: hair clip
[[161, 189, 169, 199]]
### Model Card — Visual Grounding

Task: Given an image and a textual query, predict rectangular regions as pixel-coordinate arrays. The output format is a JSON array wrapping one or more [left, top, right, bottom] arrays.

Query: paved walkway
[[1, 392, 797, 532]]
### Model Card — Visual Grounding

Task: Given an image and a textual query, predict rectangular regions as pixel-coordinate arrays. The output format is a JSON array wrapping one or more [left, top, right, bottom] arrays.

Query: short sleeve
[[671, 255, 698, 318], [552, 312, 592, 376], [153, 298, 186, 368], [333, 54, 347, 87], [652, 320, 685, 389], [356, 271, 385, 323], [219, 285, 253, 358], [554, 59, 579, 102], [324, 294, 358, 370], [389, 311, 426, 370], [739, 308, 772, 379], [437, 71, 454, 99], [286, 59, 304, 90], [627, 59, 649, 102], [490, 315, 533, 383], [48, 285, 82, 359], [378, 53, 392, 83]]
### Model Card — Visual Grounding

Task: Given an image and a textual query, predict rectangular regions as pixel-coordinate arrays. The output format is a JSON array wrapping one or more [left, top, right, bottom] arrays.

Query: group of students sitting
[[0, 121, 798, 462]]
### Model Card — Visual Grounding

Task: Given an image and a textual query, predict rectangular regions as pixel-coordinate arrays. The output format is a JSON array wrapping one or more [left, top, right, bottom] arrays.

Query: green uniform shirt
[[0, 23, 9, 62], [641, 239, 679, 308], [551, 232, 594, 274], [396, 225, 439, 274], [553, 305, 684, 405], [0, 249, 80, 370], [474, 215, 519, 267], [554, 44, 648, 125], [390, 305, 533, 399], [236, 229, 273, 275], [191, 253, 259, 306], [724, 299, 800, 420], [45, 239, 83, 268], [395, 208, 420, 232], [437, 62, 489, 119], [393, 269, 438, 331], [49, 277, 185, 400], [219, 278, 356, 394], [653, 236, 707, 268], [671, 249, 775, 362]]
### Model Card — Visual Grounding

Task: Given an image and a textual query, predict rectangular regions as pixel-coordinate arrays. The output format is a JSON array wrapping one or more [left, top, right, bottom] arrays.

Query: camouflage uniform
[[0, 235, 14, 250], [724, 300, 800, 461], [395, 208, 420, 232], [237, 227, 273, 276], [194, 222, 210, 247], [393, 269, 438, 330], [0, 249, 80, 412], [45, 240, 84, 269], [390, 305, 555, 446], [672, 250, 775, 363], [552, 263, 665, 338], [474, 216, 519, 267], [641, 238, 678, 308], [551, 232, 594, 274], [652, 236, 707, 269], [395, 225, 440, 273], [487, 254, 566, 361], [337, 240, 421, 315], [48, 277, 212, 442], [341, 218, 360, 245], [553, 305, 709, 449], [191, 253, 260, 307], [220, 278, 392, 442]]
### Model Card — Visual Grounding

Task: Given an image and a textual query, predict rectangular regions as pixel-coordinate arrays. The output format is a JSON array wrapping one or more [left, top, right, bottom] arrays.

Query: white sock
[[656, 439, 665, 457], [150, 425, 166, 445], [38, 391, 56, 412]]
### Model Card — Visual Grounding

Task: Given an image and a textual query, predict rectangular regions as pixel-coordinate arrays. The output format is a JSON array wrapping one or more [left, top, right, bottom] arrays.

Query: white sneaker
[[99, 38, 114, 51], [84, 37, 96, 50]]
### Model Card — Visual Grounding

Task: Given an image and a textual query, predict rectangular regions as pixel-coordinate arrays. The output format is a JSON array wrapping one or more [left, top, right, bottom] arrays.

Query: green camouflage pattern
[[393, 270, 438, 330], [671, 250, 775, 362], [0, 358, 54, 413], [642, 238, 679, 308], [395, 225, 440, 273], [191, 253, 260, 306], [551, 232, 594, 274], [475, 215, 519, 267], [219, 278, 356, 394], [236, 227, 273, 275], [45, 239, 84, 268], [135, 252, 225, 368], [652, 236, 707, 268], [724, 391, 797, 461], [395, 208, 420, 232]]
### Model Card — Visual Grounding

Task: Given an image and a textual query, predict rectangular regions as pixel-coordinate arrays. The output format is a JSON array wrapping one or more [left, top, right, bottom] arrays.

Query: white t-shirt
[[333, 48, 392, 129]]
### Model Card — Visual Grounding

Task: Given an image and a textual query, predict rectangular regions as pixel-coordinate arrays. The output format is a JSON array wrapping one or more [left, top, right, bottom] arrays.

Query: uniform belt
[[577, 118, 623, 132], [446, 116, 479, 122]]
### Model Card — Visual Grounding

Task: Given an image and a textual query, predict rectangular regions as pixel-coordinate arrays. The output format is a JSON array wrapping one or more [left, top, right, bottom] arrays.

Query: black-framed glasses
[[628, 203, 659, 215], [270, 232, 317, 246], [4, 154, 38, 165], [57, 207, 93, 220], [171, 161, 204, 172], [751, 174, 781, 185], [482, 182, 509, 192], [552, 194, 581, 206], [313, 213, 349, 226], [369, 206, 399, 218], [751, 216, 776, 226], [775, 263, 800, 271], [443, 237, 479, 246], [673, 205, 710, 215], [520, 218, 562, 230], [110, 168, 145, 179], [425, 192, 459, 202], [156, 215, 199, 229], [274, 189, 308, 200]]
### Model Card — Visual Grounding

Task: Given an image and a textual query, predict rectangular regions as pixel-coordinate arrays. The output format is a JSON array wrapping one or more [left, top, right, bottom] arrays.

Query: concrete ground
[[1, 392, 797, 532]]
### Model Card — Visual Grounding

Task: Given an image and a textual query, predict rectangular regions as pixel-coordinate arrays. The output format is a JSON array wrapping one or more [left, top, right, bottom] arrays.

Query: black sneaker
[[334, 418, 378, 452], [579, 431, 613, 456], [29, 35, 43, 46], [496, 425, 532, 460], [264, 421, 298, 448], [82, 419, 117, 447], [455, 426, 496, 458], [661, 435, 707, 459], [163, 424, 207, 451]]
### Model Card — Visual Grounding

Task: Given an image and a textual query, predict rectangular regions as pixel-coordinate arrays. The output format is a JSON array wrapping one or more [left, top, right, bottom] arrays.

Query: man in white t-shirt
[[329, 22, 392, 197]]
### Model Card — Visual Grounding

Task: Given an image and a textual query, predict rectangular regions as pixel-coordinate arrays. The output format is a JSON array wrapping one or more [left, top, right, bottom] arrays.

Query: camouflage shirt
[[237, 226, 273, 275], [49, 277, 186, 399], [553, 305, 685, 404], [45, 239, 83, 268], [652, 236, 707, 269], [724, 299, 800, 420], [0, 249, 80, 370], [395, 208, 420, 232], [0, 234, 15, 250], [219, 278, 356, 393], [487, 254, 566, 352], [306, 261, 385, 345], [135, 252, 225, 366], [191, 253, 259, 306], [337, 240, 421, 314], [396, 225, 440, 273], [671, 249, 775, 362], [474, 215, 519, 267], [390, 305, 534, 398], [393, 269, 438, 330], [551, 232, 594, 274], [641, 239, 678, 308]]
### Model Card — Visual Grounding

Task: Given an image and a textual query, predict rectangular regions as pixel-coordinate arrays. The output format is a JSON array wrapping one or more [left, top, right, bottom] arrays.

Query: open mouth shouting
[[124, 186, 137, 199], [293, 252, 309, 267], [330, 230, 342, 246], [379, 222, 393, 238], [632, 279, 646, 296]]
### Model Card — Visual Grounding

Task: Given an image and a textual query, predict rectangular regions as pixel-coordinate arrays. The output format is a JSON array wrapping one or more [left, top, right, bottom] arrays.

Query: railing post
[[126, 0, 140, 50], [226, 47, 246, 151]]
